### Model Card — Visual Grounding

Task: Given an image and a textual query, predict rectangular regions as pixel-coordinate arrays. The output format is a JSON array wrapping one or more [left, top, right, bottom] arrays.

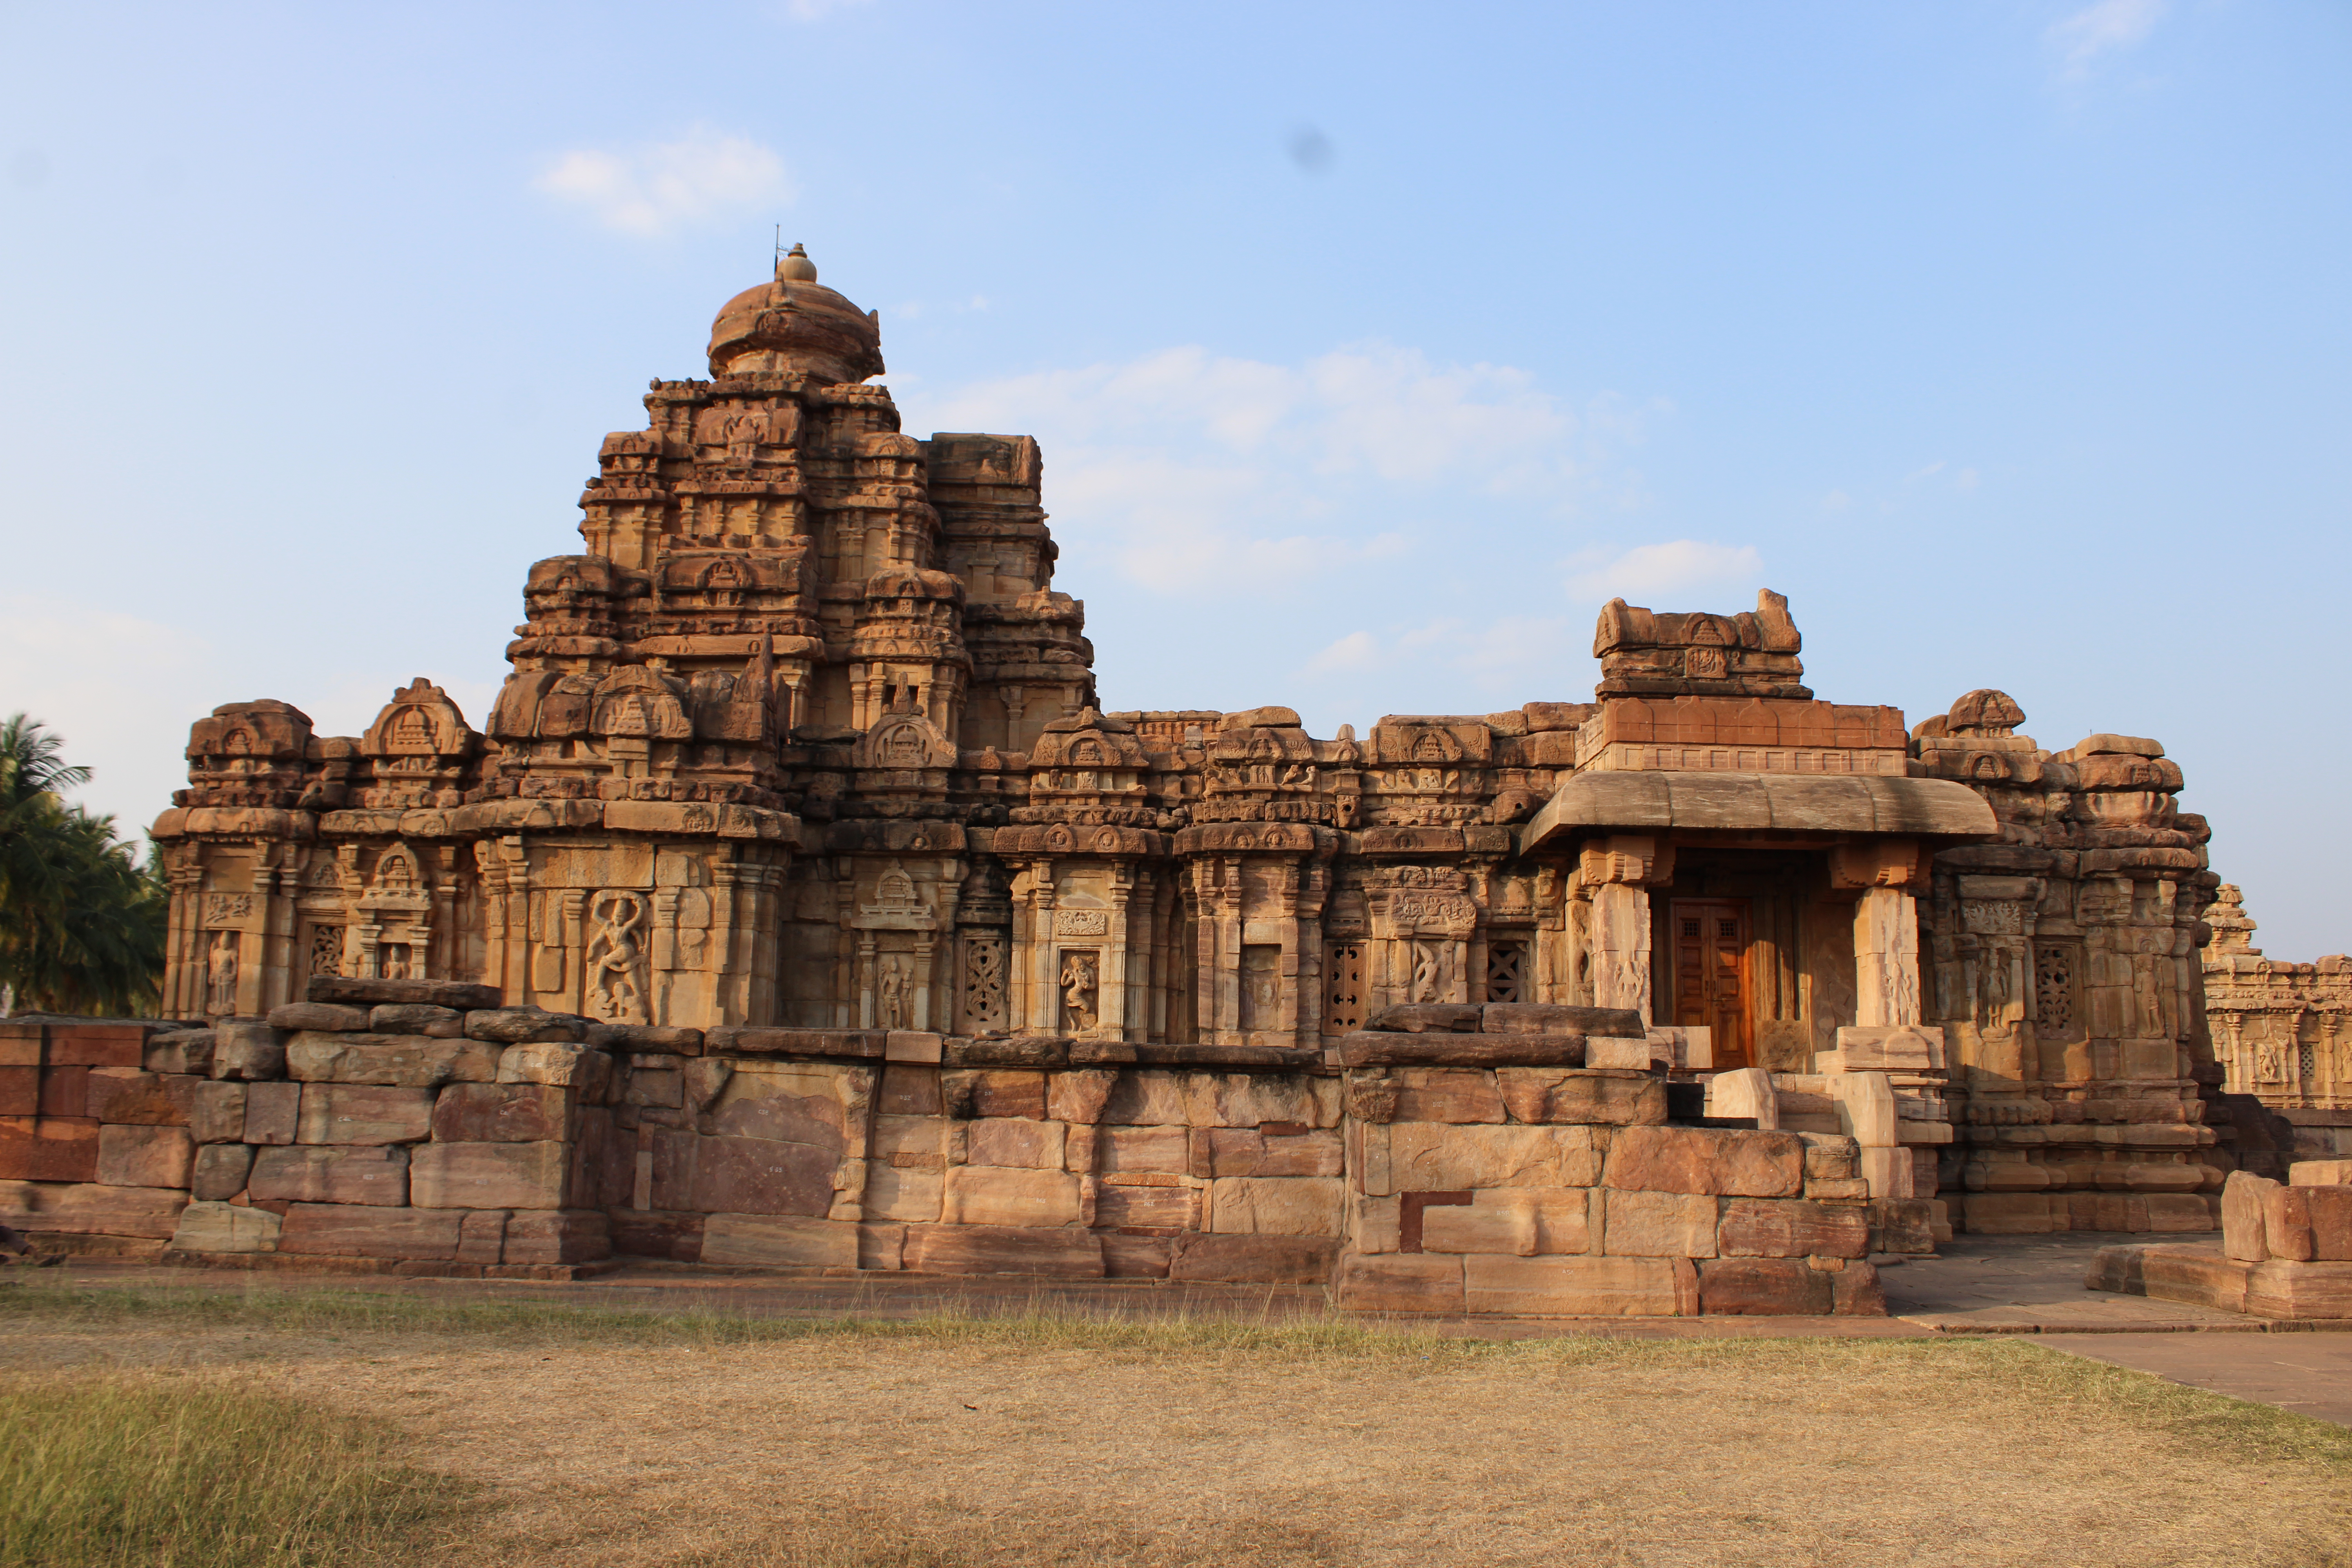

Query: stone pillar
[[1589, 883, 1652, 1026], [1855, 887, 1922, 1028]]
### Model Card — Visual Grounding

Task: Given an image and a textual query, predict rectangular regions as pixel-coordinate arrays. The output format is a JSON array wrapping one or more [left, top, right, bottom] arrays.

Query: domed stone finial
[[777, 242, 818, 283]]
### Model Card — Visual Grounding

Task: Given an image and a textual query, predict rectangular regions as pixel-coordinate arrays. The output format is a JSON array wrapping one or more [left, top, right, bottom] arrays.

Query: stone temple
[[13, 249, 2345, 1316]]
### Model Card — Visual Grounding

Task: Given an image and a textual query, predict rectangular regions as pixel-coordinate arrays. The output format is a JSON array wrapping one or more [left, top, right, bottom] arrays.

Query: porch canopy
[[1517, 770, 1997, 855]]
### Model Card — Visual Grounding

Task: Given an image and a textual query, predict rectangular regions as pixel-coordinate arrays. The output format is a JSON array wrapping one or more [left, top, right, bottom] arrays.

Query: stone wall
[[2198, 886, 2352, 1167], [0, 980, 1886, 1314]]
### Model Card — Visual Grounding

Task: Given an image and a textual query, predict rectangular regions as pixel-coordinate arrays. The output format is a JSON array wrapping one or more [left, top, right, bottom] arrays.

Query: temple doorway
[[1672, 898, 1753, 1070]]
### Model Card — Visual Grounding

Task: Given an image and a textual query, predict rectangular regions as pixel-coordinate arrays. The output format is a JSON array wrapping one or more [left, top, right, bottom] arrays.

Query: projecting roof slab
[[1516, 770, 1998, 855]]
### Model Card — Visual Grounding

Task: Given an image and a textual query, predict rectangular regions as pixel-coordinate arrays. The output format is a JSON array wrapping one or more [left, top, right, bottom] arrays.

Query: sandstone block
[[1602, 1189, 1719, 1257], [96, 1124, 194, 1188], [1336, 1252, 1464, 1313], [456, 1209, 508, 1265], [211, 1021, 287, 1082], [1800, 1132, 1860, 1181], [1391, 1068, 1505, 1123], [859, 1220, 906, 1270], [0, 1065, 33, 1116], [623, 1067, 683, 1108], [873, 1113, 946, 1169], [878, 1064, 942, 1116], [1100, 1071, 1189, 1125], [0, 1116, 99, 1182], [1463, 1254, 1681, 1316], [1717, 1198, 1868, 1259], [885, 1031, 944, 1065], [591, 1024, 704, 1055], [86, 1068, 191, 1126], [1185, 1073, 1339, 1129], [1169, 1233, 1337, 1284], [1100, 1123, 1190, 1175], [409, 1141, 568, 1210], [2245, 1258, 2352, 1319], [1205, 1125, 1345, 1178], [607, 1209, 702, 1262], [904, 1222, 1103, 1277], [169, 1200, 281, 1254], [1697, 1257, 1834, 1314], [1833, 1260, 1887, 1316], [1870, 1198, 1938, 1254], [1100, 1231, 1172, 1278], [1366, 1003, 1483, 1033], [306, 975, 501, 1010], [1495, 1069, 1665, 1126], [1829, 1071, 1899, 1147], [863, 1163, 944, 1223], [432, 1082, 573, 1143], [2291, 1160, 2352, 1188], [0, 1180, 187, 1238], [190, 1142, 254, 1201], [688, 1136, 838, 1216], [1094, 1179, 1197, 1229], [243, 1080, 301, 1145], [501, 1209, 612, 1265], [2262, 1185, 2352, 1263], [1857, 1146, 1915, 1200], [707, 1066, 851, 1149], [695, 1212, 859, 1267], [2222, 1170, 2277, 1261], [1481, 1004, 1645, 1037], [278, 1201, 463, 1260], [1962, 1192, 2059, 1234], [1390, 1123, 1604, 1190], [1208, 1176, 1343, 1237], [47, 1026, 147, 1067], [1806, 1177, 1870, 1201], [1605, 1126, 1803, 1198], [296, 1083, 433, 1145], [1584, 1037, 1654, 1071], [463, 1006, 590, 1045], [1045, 1068, 1118, 1124], [250, 1145, 409, 1206], [266, 1003, 371, 1033], [1353, 1194, 1401, 1253], [944, 1068, 1048, 1120], [1418, 1187, 1589, 1256], [941, 1165, 1082, 1228], [143, 1030, 216, 1076], [36, 1064, 85, 1118], [966, 1117, 1066, 1171], [288, 1033, 500, 1089], [187, 1081, 247, 1144], [1705, 1067, 1779, 1129]]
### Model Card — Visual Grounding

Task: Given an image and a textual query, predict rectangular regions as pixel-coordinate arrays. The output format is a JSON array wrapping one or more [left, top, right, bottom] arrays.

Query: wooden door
[[1673, 899, 1753, 1070]]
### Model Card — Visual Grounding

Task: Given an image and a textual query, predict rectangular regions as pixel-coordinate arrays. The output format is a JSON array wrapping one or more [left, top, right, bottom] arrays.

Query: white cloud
[[536, 125, 793, 238], [2049, 0, 2164, 76], [918, 341, 1636, 594], [1561, 540, 1763, 604]]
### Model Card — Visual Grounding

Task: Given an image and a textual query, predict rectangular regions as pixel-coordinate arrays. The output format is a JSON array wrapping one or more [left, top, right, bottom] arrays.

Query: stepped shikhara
[[31, 245, 2299, 1301]]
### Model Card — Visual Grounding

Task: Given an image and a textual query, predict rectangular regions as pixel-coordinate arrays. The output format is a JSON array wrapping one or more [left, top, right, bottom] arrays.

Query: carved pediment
[[591, 666, 694, 740], [855, 708, 956, 770], [187, 700, 311, 762], [361, 679, 474, 759]]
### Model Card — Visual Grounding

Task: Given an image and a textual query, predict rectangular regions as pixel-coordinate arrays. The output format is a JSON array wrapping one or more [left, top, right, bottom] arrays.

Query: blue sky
[[2, 1, 2346, 956]]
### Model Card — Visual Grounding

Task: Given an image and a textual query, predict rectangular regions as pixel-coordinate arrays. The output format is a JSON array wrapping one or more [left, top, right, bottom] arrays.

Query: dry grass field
[[3, 1280, 2348, 1568]]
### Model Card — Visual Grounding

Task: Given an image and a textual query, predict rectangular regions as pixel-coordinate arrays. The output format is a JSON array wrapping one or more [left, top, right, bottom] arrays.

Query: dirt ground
[[9, 1310, 2350, 1568]]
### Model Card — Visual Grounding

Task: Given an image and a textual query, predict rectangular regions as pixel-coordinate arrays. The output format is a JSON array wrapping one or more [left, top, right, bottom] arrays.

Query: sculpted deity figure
[[1410, 940, 1442, 1004], [586, 891, 651, 1024], [877, 954, 910, 1031], [206, 931, 240, 1014], [1060, 951, 1099, 1032]]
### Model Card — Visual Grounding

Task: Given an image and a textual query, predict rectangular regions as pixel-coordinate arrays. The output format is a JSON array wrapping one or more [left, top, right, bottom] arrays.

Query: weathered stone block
[[863, 1163, 944, 1223], [1390, 1068, 1505, 1124], [187, 1081, 247, 1144], [432, 1083, 573, 1143], [1366, 1003, 1484, 1033], [287, 1033, 499, 1088], [243, 1080, 301, 1145], [1100, 1231, 1173, 1278], [190, 1142, 254, 1201], [697, 1212, 860, 1267], [1185, 1073, 1340, 1129], [904, 1222, 1103, 1277], [1605, 1126, 1803, 1198], [1602, 1189, 1719, 1257], [1800, 1132, 1860, 1181], [1094, 1179, 1197, 1229], [278, 1201, 464, 1259], [2292, 1160, 2352, 1187], [143, 1030, 216, 1077], [1207, 1176, 1343, 1237], [1170, 1233, 1337, 1284], [1829, 1071, 1899, 1147], [36, 1064, 85, 1118], [1697, 1257, 1834, 1314], [2262, 1185, 2352, 1263], [456, 1209, 508, 1265], [1100, 1124, 1189, 1174], [211, 1021, 287, 1082], [1045, 1069, 1117, 1124], [0, 1065, 35, 1117], [1419, 1187, 1590, 1256], [307, 975, 500, 1010], [941, 1165, 1082, 1227], [1336, 1252, 1464, 1313], [2222, 1170, 2277, 1260], [250, 1145, 409, 1206], [1099, 1071, 1190, 1125], [1584, 1037, 1654, 1071], [967, 1117, 1065, 1170], [708, 1064, 852, 1149], [944, 1068, 1048, 1120], [266, 1003, 371, 1033], [686, 1136, 837, 1217], [169, 1200, 281, 1254], [1481, 1004, 1645, 1037], [0, 1116, 99, 1182], [1390, 1123, 1604, 1190], [86, 1068, 191, 1126], [409, 1141, 569, 1210], [296, 1083, 434, 1145], [0, 1180, 186, 1238], [463, 1006, 589, 1045], [96, 1124, 194, 1188], [1463, 1254, 1681, 1316], [878, 1065, 942, 1116], [606, 1209, 703, 1262], [2246, 1258, 2352, 1319], [1717, 1198, 1868, 1259], [502, 1209, 612, 1264], [495, 1042, 609, 1096], [1495, 1069, 1665, 1126], [369, 1004, 464, 1036], [623, 1067, 683, 1108], [47, 1025, 147, 1067]]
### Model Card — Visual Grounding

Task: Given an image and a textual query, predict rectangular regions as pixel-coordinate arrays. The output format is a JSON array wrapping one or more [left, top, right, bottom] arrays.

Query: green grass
[[0, 1368, 468, 1568]]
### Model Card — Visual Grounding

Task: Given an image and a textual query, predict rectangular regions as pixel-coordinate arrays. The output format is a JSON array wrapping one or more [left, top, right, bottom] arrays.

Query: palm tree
[[0, 714, 167, 1016]]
